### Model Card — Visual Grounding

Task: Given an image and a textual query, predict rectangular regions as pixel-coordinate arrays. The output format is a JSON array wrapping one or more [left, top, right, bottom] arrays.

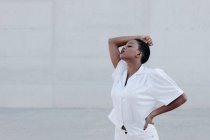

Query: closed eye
[[127, 45, 132, 48]]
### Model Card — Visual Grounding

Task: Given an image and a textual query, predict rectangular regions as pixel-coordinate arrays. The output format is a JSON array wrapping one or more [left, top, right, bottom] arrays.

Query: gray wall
[[0, 0, 209, 109]]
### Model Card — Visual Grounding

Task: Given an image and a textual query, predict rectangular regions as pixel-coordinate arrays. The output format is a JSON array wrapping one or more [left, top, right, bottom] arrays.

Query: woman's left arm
[[144, 93, 187, 130]]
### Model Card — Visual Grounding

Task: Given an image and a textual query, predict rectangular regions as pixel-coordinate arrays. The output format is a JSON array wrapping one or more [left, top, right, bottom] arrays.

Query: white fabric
[[108, 60, 184, 136], [115, 124, 159, 140]]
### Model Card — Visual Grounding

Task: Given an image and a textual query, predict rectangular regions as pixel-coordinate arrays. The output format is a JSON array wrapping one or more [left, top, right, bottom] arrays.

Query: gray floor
[[0, 108, 209, 140]]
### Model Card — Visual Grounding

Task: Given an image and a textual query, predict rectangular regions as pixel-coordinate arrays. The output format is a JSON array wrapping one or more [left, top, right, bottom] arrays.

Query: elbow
[[108, 38, 117, 45], [181, 93, 188, 104], [167, 93, 188, 108], [183, 93, 188, 103], [108, 38, 113, 44]]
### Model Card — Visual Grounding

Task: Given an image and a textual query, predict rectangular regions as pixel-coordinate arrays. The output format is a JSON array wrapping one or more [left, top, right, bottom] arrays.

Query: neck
[[125, 60, 142, 77]]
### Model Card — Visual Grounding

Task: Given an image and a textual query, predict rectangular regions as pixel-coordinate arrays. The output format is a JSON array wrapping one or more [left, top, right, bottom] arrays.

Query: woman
[[107, 35, 187, 140]]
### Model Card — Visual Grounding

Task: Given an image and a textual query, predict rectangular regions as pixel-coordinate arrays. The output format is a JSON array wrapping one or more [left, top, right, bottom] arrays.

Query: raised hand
[[140, 35, 153, 46]]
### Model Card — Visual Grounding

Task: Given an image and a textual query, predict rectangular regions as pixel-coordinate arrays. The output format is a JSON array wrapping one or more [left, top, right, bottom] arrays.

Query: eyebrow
[[127, 42, 135, 45]]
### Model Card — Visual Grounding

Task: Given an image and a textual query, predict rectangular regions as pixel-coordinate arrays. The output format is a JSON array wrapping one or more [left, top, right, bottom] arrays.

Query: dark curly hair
[[134, 39, 150, 64]]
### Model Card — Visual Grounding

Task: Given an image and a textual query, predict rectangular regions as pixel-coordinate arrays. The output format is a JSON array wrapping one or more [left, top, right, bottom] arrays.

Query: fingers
[[143, 122, 148, 130], [144, 122, 155, 130], [149, 42, 153, 46], [141, 36, 153, 46], [144, 116, 149, 130], [147, 41, 153, 46], [146, 37, 153, 46], [144, 115, 154, 130]]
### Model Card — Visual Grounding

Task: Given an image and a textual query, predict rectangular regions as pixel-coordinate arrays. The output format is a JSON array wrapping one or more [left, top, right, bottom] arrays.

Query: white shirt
[[108, 60, 184, 136]]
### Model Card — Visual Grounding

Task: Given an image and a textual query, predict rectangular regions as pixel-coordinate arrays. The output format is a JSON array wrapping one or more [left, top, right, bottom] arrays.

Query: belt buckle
[[121, 125, 127, 134]]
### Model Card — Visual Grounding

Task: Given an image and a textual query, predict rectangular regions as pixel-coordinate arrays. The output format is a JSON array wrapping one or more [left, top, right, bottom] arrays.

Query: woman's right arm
[[108, 35, 153, 68]]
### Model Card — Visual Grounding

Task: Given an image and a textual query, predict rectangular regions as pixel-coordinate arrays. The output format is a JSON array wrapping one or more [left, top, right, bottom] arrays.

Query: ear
[[135, 52, 142, 58]]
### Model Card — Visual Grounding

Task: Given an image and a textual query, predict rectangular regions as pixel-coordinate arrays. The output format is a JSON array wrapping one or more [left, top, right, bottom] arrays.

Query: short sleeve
[[149, 69, 184, 106], [112, 60, 127, 81]]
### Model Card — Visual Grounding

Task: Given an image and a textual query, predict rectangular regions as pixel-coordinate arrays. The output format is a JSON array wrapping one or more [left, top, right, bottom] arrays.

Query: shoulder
[[143, 66, 165, 76], [147, 67, 178, 86], [145, 67, 169, 81]]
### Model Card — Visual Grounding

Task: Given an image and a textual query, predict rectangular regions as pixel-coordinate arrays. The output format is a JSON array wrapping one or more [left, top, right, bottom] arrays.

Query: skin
[[108, 35, 187, 130], [120, 40, 142, 80]]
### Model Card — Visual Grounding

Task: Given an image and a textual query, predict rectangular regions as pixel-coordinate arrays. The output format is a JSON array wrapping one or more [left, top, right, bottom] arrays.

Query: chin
[[120, 55, 125, 59], [120, 54, 130, 59], [120, 57, 127, 62]]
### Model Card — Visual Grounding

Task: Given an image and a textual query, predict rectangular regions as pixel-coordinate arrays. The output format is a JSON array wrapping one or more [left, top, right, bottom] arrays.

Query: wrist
[[139, 35, 143, 41], [149, 111, 157, 118]]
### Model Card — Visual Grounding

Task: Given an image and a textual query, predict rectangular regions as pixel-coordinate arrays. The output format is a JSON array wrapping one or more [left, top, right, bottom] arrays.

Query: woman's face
[[120, 40, 141, 60]]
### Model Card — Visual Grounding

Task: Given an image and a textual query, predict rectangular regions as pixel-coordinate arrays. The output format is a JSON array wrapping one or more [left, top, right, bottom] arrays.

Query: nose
[[122, 46, 127, 49], [121, 47, 126, 52]]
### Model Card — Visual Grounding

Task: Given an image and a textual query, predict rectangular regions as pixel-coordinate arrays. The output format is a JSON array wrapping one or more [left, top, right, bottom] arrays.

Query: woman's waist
[[117, 123, 157, 136]]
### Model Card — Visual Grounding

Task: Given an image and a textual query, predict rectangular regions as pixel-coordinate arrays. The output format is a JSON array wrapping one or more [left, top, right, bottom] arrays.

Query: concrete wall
[[0, 0, 209, 108]]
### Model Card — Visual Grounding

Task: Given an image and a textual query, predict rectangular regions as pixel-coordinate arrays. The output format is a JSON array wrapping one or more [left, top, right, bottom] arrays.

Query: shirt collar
[[122, 64, 145, 83], [125, 64, 145, 75], [136, 65, 145, 75]]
